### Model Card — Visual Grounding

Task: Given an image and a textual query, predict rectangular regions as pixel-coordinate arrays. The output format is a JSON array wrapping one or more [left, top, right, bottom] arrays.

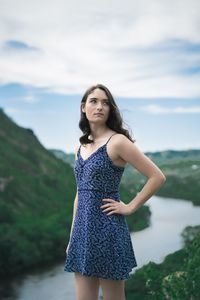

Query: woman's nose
[[97, 102, 103, 110]]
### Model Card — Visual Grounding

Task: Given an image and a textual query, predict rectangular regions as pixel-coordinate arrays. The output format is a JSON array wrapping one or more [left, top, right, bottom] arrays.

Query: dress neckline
[[78, 142, 125, 170], [78, 133, 117, 162], [78, 143, 106, 163]]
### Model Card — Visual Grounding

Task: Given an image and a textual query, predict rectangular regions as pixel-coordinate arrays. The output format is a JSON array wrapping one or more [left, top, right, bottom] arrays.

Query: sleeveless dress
[[64, 133, 137, 280]]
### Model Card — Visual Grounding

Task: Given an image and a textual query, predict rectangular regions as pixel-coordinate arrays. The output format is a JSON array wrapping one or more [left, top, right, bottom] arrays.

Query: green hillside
[[0, 108, 76, 277], [151, 150, 200, 205], [50, 149, 75, 167], [121, 150, 200, 206], [125, 225, 200, 299]]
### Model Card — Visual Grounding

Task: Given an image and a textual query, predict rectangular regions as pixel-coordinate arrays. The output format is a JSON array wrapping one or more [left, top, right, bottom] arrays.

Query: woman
[[64, 83, 166, 300]]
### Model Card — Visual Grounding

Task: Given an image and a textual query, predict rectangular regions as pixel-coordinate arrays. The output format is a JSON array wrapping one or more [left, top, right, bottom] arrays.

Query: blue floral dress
[[64, 133, 137, 280]]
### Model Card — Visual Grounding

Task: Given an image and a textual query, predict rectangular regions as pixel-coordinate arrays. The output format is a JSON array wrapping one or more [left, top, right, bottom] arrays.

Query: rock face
[[0, 176, 13, 192]]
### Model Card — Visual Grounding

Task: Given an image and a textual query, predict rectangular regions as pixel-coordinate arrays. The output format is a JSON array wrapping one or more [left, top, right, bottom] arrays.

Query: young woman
[[64, 83, 166, 300]]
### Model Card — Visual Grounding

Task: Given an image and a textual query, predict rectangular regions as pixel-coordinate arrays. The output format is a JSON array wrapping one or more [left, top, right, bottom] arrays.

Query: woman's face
[[82, 88, 110, 124]]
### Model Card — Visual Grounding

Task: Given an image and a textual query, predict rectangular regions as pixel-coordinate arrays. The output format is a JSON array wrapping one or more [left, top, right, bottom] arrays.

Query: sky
[[0, 0, 199, 153]]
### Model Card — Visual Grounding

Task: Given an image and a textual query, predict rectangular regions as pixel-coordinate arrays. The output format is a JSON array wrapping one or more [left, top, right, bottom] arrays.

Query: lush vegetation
[[120, 184, 151, 232], [122, 149, 200, 206], [125, 225, 200, 299], [0, 109, 76, 277]]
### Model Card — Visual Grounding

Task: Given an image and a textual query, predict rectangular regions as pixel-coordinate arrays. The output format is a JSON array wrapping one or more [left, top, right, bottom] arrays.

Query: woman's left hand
[[100, 198, 131, 216]]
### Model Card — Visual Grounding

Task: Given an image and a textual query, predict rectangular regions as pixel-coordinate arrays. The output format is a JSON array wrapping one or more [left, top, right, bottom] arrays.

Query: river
[[2, 196, 200, 300]]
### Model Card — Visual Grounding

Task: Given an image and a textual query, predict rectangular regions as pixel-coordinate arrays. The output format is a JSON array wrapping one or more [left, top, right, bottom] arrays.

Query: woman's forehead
[[88, 88, 108, 99]]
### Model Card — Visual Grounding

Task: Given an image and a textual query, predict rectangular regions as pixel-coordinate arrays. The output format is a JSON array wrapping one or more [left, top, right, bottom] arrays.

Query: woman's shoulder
[[111, 132, 129, 143], [109, 132, 136, 149]]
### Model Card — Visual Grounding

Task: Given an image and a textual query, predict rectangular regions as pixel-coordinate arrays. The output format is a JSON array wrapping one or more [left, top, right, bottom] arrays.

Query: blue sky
[[0, 0, 199, 153]]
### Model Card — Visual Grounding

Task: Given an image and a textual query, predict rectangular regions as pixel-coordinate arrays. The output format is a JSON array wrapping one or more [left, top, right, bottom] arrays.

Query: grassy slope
[[0, 109, 76, 276], [121, 149, 200, 206], [125, 225, 200, 300]]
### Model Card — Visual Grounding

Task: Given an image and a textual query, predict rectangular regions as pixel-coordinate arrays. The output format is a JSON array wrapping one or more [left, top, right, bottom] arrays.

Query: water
[[130, 196, 200, 270], [3, 196, 200, 300]]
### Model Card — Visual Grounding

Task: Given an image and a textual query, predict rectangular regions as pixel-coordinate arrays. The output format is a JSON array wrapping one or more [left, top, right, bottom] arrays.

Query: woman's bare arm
[[115, 134, 166, 214]]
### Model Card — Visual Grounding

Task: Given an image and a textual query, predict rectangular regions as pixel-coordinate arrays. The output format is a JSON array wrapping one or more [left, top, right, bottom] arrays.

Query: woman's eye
[[90, 99, 109, 105]]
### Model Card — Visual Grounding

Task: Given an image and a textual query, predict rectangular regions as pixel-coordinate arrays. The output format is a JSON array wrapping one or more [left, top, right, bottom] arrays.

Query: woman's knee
[[99, 278, 125, 300], [74, 272, 100, 300]]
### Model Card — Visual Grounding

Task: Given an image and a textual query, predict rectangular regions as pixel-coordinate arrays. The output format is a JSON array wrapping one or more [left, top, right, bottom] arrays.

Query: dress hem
[[64, 263, 137, 281]]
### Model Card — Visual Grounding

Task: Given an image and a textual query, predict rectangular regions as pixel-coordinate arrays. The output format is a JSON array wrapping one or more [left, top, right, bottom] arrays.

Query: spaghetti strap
[[78, 134, 117, 154], [105, 133, 117, 145]]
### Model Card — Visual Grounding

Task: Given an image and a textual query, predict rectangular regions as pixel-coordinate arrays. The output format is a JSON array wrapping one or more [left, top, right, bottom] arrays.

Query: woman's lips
[[94, 113, 104, 116]]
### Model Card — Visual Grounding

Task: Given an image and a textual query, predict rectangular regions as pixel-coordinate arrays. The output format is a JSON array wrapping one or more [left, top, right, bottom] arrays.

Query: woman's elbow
[[158, 173, 166, 184]]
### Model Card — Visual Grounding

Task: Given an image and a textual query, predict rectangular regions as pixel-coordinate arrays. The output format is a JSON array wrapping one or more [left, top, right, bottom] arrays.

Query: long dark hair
[[79, 83, 136, 145]]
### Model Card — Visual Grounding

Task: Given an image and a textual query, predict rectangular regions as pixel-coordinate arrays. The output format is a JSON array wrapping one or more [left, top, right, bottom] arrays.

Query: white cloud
[[22, 95, 39, 103], [0, 0, 199, 98], [139, 104, 200, 114]]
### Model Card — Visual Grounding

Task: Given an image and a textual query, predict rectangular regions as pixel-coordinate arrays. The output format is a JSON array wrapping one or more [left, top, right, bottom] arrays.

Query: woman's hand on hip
[[100, 198, 131, 216]]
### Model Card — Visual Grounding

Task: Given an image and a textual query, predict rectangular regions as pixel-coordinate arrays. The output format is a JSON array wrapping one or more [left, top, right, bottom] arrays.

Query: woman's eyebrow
[[89, 97, 109, 101]]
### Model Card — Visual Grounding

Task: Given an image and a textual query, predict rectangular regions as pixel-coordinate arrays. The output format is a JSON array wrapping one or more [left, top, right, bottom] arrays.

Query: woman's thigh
[[74, 272, 100, 300], [99, 278, 125, 300]]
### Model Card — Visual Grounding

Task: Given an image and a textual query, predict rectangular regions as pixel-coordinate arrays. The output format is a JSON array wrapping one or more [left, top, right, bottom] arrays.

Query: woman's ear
[[81, 103, 85, 113]]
